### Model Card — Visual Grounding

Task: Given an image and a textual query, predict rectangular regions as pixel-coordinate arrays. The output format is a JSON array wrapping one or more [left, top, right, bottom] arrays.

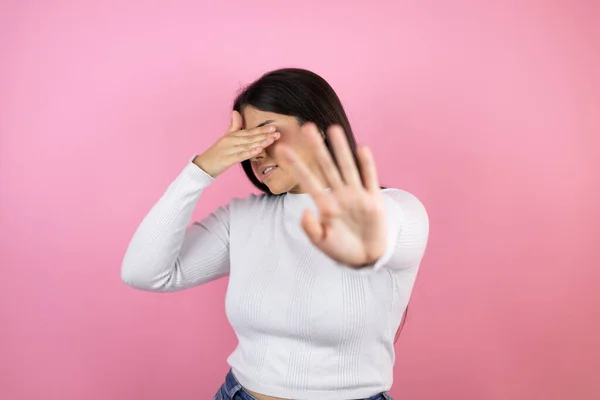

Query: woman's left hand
[[276, 124, 388, 268]]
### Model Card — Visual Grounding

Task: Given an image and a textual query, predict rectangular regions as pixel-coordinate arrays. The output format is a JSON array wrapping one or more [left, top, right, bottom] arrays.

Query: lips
[[259, 165, 278, 178]]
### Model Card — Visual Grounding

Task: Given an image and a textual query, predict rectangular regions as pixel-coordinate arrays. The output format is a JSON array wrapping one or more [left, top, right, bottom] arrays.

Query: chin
[[267, 185, 287, 195], [265, 180, 294, 195]]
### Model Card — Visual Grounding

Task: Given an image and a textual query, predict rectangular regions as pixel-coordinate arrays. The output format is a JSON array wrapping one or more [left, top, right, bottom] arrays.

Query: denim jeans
[[213, 370, 394, 400]]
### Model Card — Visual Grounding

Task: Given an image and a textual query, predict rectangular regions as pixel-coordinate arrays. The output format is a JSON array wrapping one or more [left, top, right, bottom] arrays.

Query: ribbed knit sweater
[[121, 159, 429, 400]]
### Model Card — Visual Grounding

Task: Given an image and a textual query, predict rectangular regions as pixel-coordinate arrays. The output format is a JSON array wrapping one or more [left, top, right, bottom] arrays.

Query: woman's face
[[242, 105, 321, 195]]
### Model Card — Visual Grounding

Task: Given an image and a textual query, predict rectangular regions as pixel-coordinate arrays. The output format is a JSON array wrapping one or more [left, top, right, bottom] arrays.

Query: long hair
[[233, 68, 360, 195]]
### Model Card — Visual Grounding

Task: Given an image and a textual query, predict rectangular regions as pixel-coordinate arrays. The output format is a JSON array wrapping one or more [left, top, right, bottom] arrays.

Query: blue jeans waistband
[[216, 370, 393, 400]]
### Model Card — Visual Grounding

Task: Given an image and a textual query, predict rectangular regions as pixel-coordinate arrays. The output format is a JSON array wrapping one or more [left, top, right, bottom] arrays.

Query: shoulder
[[381, 187, 426, 210], [380, 188, 429, 224]]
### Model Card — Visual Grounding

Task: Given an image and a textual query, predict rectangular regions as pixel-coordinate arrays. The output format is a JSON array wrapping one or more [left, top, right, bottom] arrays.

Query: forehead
[[241, 106, 296, 129]]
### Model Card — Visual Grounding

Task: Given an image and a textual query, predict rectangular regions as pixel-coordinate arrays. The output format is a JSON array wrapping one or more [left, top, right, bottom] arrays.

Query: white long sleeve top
[[121, 159, 429, 400]]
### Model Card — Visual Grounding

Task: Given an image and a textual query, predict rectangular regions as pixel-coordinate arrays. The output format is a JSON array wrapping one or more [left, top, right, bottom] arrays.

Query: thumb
[[301, 209, 324, 245], [228, 110, 243, 133]]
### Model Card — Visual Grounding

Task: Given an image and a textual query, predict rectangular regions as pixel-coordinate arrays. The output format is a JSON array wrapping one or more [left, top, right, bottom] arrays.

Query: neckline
[[282, 191, 314, 210], [281, 189, 332, 218]]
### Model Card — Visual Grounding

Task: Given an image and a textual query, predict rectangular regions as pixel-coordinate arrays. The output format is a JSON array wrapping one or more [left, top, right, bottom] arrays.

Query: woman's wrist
[[192, 155, 217, 177]]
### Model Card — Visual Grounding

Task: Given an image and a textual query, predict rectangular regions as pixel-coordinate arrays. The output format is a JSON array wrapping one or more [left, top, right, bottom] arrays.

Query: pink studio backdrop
[[1, 1, 598, 399]]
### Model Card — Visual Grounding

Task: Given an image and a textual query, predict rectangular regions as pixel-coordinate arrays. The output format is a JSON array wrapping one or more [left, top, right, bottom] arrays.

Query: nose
[[251, 149, 266, 162]]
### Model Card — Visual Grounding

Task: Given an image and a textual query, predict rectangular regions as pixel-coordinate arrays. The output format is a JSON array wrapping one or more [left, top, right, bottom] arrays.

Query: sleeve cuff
[[346, 196, 403, 275], [369, 223, 398, 272], [184, 155, 216, 187]]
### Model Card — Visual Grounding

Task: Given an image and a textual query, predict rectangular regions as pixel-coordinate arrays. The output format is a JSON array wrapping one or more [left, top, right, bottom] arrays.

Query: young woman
[[121, 68, 429, 400]]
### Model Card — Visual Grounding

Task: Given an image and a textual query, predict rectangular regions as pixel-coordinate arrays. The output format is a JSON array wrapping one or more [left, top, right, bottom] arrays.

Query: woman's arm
[[121, 160, 230, 292], [273, 123, 429, 271], [371, 189, 429, 272], [121, 111, 282, 292]]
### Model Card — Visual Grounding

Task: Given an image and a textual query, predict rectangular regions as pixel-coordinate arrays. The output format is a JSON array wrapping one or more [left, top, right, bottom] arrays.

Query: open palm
[[276, 124, 388, 268]]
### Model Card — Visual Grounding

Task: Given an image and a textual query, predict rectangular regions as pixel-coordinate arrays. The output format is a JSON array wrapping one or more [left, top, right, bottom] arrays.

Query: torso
[[245, 388, 289, 400], [221, 189, 421, 399]]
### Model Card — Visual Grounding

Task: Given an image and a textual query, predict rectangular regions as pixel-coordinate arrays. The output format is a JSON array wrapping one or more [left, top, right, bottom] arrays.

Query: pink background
[[1, 1, 599, 399]]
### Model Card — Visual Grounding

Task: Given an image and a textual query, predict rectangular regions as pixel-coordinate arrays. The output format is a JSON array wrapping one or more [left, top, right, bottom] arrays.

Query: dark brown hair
[[233, 68, 360, 195]]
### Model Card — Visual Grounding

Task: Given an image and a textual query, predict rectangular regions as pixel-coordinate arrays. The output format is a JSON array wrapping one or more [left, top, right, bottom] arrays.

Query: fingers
[[222, 120, 280, 156], [227, 124, 280, 157], [276, 144, 327, 196], [233, 124, 277, 137], [304, 123, 344, 190], [229, 146, 265, 163], [224, 133, 279, 162], [228, 110, 243, 133], [357, 145, 380, 193], [328, 126, 362, 187], [229, 131, 280, 152], [228, 111, 277, 137]]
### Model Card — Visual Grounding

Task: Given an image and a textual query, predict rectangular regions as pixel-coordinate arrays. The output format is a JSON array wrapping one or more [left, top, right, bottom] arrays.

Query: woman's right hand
[[193, 111, 280, 177]]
